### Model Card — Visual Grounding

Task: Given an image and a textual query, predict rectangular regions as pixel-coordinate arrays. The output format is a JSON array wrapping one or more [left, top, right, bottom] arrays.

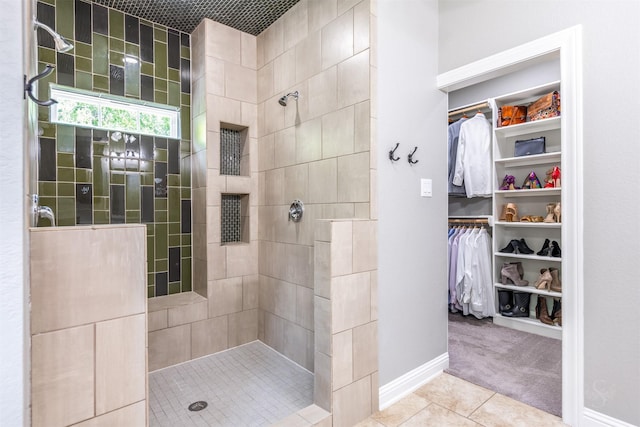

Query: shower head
[[278, 91, 299, 107], [34, 20, 74, 53]]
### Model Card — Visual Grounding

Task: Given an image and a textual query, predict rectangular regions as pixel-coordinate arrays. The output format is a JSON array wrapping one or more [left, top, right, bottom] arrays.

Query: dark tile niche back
[[109, 65, 124, 96], [57, 53, 75, 87], [155, 161, 167, 197], [92, 3, 108, 35], [139, 24, 154, 63], [140, 135, 154, 160], [181, 33, 189, 47], [125, 15, 139, 44], [76, 183, 93, 224], [169, 247, 180, 282], [36, 2, 56, 49], [76, 129, 92, 169], [74, 0, 93, 44], [39, 137, 56, 181]]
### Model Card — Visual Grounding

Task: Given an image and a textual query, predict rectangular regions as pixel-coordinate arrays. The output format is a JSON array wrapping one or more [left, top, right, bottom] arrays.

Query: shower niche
[[220, 124, 250, 177], [221, 193, 250, 245]]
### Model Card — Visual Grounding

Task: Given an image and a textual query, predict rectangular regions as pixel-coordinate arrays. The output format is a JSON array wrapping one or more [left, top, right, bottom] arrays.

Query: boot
[[551, 298, 562, 326], [551, 241, 562, 257], [508, 261, 524, 279], [501, 263, 529, 286], [533, 268, 553, 290], [549, 268, 562, 292], [497, 289, 514, 314], [536, 296, 555, 325], [537, 238, 551, 256], [502, 292, 531, 317], [517, 238, 535, 254]]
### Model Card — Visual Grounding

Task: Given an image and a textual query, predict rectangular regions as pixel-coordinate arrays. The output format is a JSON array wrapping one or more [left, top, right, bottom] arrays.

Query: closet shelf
[[494, 252, 562, 262], [495, 188, 561, 197], [494, 116, 561, 138], [494, 282, 562, 297], [493, 314, 562, 340], [495, 152, 561, 167], [494, 221, 561, 229]]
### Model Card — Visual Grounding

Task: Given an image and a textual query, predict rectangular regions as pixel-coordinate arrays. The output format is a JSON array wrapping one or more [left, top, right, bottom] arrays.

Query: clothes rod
[[447, 102, 490, 117]]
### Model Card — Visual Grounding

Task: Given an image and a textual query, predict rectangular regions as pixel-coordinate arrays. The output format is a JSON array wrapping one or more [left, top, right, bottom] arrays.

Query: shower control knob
[[288, 200, 304, 222]]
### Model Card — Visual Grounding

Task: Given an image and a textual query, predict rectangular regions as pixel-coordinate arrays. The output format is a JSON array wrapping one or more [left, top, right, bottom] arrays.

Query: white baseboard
[[583, 408, 637, 427], [378, 352, 449, 410]]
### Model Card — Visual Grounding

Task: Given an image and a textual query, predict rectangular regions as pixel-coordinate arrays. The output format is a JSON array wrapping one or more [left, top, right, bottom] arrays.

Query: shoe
[[517, 238, 535, 254], [551, 241, 562, 257], [498, 289, 514, 315], [543, 203, 557, 223], [522, 171, 542, 189], [554, 202, 561, 223], [502, 262, 524, 279], [551, 166, 561, 187], [536, 296, 555, 325], [549, 267, 562, 292], [533, 268, 553, 290], [502, 292, 531, 317], [501, 263, 529, 286], [551, 298, 562, 326], [499, 174, 517, 190], [543, 168, 555, 188], [520, 215, 544, 222], [499, 240, 517, 253], [537, 238, 551, 256], [503, 203, 519, 222]]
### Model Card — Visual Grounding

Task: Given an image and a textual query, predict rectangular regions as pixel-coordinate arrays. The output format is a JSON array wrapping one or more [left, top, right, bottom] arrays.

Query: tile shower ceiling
[[93, 0, 301, 35]]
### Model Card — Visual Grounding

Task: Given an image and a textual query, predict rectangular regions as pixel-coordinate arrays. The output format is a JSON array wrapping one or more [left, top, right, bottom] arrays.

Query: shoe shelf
[[495, 188, 561, 197], [493, 116, 561, 138], [494, 252, 562, 262], [494, 221, 561, 229], [495, 152, 561, 168], [493, 313, 562, 340], [494, 282, 562, 298]]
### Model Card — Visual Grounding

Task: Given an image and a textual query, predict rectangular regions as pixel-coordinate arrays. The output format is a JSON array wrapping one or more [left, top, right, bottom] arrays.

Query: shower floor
[[149, 341, 314, 426]]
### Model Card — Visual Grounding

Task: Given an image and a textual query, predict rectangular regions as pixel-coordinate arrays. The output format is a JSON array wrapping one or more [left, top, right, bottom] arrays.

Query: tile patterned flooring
[[358, 373, 567, 427], [149, 341, 313, 426]]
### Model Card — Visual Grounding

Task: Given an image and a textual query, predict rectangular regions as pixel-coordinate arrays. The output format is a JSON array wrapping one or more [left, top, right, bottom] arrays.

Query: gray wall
[[439, 0, 640, 424], [377, 0, 448, 385]]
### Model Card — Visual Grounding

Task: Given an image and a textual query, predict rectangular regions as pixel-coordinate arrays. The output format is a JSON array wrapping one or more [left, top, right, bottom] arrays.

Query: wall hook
[[388, 143, 400, 162], [24, 64, 58, 107], [408, 146, 419, 164]]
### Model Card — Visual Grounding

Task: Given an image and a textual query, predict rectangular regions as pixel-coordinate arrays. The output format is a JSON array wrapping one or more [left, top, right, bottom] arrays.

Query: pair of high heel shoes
[[532, 267, 562, 292], [536, 296, 562, 326], [500, 238, 561, 258], [543, 202, 561, 223], [543, 166, 561, 188], [499, 171, 542, 190]]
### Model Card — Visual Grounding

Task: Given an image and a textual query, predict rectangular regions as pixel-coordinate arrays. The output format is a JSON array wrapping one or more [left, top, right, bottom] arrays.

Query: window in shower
[[221, 194, 249, 244], [220, 124, 249, 176]]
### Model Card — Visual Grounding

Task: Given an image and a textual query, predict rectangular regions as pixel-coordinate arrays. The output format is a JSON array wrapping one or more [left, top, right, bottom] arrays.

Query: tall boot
[[551, 298, 562, 326], [549, 268, 562, 292], [535, 296, 555, 325], [497, 289, 514, 315], [502, 292, 531, 317]]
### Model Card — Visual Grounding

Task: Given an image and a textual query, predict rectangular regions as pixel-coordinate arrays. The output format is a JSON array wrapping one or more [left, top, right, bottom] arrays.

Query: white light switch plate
[[421, 178, 432, 197]]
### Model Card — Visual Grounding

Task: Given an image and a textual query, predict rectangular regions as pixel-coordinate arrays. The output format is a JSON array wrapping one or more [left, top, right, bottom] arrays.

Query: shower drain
[[188, 401, 208, 412]]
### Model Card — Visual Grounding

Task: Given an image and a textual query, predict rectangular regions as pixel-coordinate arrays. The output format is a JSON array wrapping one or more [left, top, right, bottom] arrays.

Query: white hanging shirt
[[453, 113, 492, 197]]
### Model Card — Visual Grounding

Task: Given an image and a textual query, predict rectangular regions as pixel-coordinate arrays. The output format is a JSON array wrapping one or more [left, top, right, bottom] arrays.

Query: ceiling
[[93, 0, 301, 35]]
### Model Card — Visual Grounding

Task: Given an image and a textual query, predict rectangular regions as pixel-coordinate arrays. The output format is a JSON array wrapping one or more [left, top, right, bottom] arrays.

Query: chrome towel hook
[[24, 64, 58, 107], [388, 143, 400, 162], [408, 146, 419, 165]]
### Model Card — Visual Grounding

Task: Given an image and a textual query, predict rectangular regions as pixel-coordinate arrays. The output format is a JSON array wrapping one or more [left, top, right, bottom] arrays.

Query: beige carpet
[[446, 312, 562, 417]]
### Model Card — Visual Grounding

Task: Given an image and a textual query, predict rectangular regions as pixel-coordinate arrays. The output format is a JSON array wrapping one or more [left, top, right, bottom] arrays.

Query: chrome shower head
[[34, 19, 74, 53], [278, 91, 299, 106]]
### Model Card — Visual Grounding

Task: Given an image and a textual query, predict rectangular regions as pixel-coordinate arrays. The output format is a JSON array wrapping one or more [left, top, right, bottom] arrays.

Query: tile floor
[[149, 341, 313, 426], [357, 373, 567, 427]]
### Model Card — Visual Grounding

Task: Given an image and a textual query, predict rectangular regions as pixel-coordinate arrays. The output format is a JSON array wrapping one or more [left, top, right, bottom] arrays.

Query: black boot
[[551, 298, 562, 326], [497, 289, 514, 315], [551, 241, 562, 257], [502, 292, 531, 317], [517, 238, 534, 254], [499, 240, 518, 253], [537, 238, 551, 256]]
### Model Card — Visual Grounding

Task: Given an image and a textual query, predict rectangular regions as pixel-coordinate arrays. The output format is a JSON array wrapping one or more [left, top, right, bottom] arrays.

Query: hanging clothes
[[453, 112, 492, 197], [448, 117, 467, 197]]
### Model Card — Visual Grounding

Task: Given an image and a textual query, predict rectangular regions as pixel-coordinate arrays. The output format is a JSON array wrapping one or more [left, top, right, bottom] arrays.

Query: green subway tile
[[141, 172, 154, 185], [38, 197, 56, 217], [169, 283, 181, 295], [154, 148, 167, 162], [168, 68, 180, 83], [181, 187, 191, 199], [56, 0, 74, 40], [93, 196, 109, 210], [39, 181, 56, 197], [168, 188, 180, 222], [180, 46, 190, 59], [154, 91, 167, 104], [38, 47, 56, 65], [168, 222, 180, 235], [109, 9, 124, 40], [126, 173, 141, 210], [147, 272, 155, 285], [38, 106, 49, 122], [125, 59, 140, 98], [57, 197, 75, 226], [168, 234, 181, 247], [168, 81, 180, 107], [155, 224, 168, 259], [40, 0, 54, 4], [93, 75, 109, 91], [182, 245, 191, 258], [93, 34, 109, 75], [57, 167, 75, 182], [125, 43, 140, 58], [155, 78, 167, 92], [75, 42, 92, 59], [93, 142, 108, 157], [111, 171, 125, 185], [57, 125, 74, 153], [111, 38, 124, 53], [154, 27, 167, 43], [40, 122, 56, 138], [141, 61, 154, 76], [57, 182, 75, 197], [147, 235, 155, 261], [75, 71, 92, 90], [167, 174, 180, 187], [110, 51, 124, 67], [155, 210, 167, 223], [155, 198, 167, 210], [76, 168, 92, 183], [154, 41, 167, 79], [181, 93, 190, 106], [146, 224, 155, 236], [126, 211, 140, 223], [93, 156, 110, 196], [181, 258, 191, 292], [76, 56, 92, 73], [140, 161, 153, 173], [140, 18, 153, 27], [181, 234, 191, 246], [126, 159, 139, 171], [147, 286, 155, 298], [57, 153, 74, 168], [181, 106, 191, 140], [156, 259, 168, 272], [94, 210, 110, 224]]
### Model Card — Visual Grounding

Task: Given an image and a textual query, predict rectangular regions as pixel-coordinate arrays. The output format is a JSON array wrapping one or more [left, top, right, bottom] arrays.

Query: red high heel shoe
[[543, 168, 555, 188], [551, 166, 561, 187]]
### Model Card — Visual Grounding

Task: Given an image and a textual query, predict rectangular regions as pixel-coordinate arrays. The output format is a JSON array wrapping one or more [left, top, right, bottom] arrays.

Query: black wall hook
[[408, 146, 419, 164], [388, 143, 400, 162], [24, 65, 58, 107]]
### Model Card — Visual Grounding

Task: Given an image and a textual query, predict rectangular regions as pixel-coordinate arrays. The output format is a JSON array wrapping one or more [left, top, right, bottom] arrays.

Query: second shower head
[[278, 91, 299, 106], [34, 19, 74, 53]]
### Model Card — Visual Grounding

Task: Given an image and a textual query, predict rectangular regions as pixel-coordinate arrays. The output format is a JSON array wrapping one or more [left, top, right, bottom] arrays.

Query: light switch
[[421, 178, 432, 197]]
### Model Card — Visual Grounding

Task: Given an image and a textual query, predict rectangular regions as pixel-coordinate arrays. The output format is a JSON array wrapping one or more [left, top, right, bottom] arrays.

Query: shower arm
[[24, 64, 58, 107]]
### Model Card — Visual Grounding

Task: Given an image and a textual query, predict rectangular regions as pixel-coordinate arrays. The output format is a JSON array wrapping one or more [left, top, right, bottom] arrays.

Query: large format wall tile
[[148, 324, 191, 371]]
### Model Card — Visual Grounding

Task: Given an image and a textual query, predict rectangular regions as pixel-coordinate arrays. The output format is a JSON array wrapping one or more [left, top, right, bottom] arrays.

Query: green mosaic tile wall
[[36, 0, 192, 298]]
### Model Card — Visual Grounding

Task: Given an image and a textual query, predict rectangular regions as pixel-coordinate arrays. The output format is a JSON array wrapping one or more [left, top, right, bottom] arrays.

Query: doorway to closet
[[437, 26, 583, 426]]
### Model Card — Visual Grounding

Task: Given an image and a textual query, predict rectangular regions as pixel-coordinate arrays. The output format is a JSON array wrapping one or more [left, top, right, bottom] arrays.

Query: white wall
[[438, 1, 640, 425], [0, 0, 27, 425], [377, 0, 448, 385]]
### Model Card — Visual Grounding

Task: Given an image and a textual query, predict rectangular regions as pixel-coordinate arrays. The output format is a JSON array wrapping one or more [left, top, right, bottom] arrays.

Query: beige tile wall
[[30, 225, 147, 427]]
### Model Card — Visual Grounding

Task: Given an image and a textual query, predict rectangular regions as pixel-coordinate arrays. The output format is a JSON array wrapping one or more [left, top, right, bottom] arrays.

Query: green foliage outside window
[[56, 99, 99, 127], [102, 106, 139, 133], [140, 112, 171, 137]]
